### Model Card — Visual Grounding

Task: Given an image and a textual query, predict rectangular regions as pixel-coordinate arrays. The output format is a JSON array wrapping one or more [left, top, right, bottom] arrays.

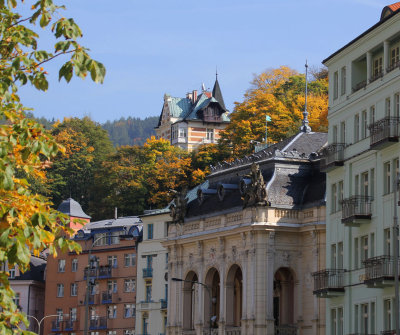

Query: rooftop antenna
[[300, 60, 311, 133]]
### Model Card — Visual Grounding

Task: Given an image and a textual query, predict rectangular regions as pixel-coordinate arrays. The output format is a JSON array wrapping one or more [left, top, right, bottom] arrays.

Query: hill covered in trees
[[5, 114, 160, 147], [102, 116, 159, 146]]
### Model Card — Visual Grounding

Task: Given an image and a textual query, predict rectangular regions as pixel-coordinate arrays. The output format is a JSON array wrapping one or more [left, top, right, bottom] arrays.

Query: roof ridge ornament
[[300, 60, 312, 133]]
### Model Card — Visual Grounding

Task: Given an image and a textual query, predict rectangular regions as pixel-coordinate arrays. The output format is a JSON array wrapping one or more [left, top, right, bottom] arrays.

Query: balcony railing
[[160, 299, 167, 309], [51, 320, 62, 332], [89, 316, 107, 330], [203, 115, 222, 123], [387, 59, 400, 73], [320, 143, 345, 172], [143, 268, 153, 278], [101, 291, 115, 304], [183, 331, 196, 335], [275, 325, 298, 335], [202, 329, 218, 335], [341, 196, 373, 226], [363, 255, 400, 288], [83, 294, 99, 305], [352, 80, 367, 93], [226, 327, 241, 335], [369, 71, 384, 83], [64, 319, 78, 331], [312, 269, 345, 297], [368, 116, 400, 149], [84, 267, 98, 279], [381, 330, 396, 335], [84, 265, 112, 279]]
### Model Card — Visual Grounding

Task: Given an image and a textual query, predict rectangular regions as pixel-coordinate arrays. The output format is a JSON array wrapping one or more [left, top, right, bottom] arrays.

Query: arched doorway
[[226, 264, 243, 327], [204, 267, 220, 329], [273, 267, 295, 326], [183, 271, 198, 330]]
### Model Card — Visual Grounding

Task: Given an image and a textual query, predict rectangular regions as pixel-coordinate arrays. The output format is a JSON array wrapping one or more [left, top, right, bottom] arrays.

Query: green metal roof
[[167, 96, 192, 118]]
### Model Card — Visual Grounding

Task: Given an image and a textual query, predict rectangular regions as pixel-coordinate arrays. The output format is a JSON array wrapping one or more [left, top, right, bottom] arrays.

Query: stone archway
[[204, 267, 220, 329], [183, 271, 198, 330], [273, 267, 295, 326], [226, 264, 243, 327]]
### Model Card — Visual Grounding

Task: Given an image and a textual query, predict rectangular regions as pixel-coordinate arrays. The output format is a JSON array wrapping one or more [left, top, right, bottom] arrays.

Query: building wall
[[11, 280, 45, 333], [164, 206, 326, 335], [136, 213, 169, 335], [324, 10, 400, 335], [43, 237, 138, 335]]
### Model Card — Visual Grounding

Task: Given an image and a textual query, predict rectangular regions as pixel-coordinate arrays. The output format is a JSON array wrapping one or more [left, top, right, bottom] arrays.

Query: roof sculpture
[[185, 131, 327, 219], [163, 131, 327, 223]]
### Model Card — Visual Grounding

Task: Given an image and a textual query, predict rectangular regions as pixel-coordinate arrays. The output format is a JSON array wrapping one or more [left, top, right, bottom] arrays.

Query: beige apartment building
[[155, 76, 230, 152], [43, 199, 142, 335], [316, 2, 400, 334]]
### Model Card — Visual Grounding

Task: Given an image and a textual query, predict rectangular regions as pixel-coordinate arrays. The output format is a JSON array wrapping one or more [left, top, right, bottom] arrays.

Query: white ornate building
[[161, 131, 328, 335]]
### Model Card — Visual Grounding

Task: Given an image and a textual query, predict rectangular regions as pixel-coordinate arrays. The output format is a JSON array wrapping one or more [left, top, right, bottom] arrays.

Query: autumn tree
[[47, 117, 114, 216], [97, 137, 192, 217], [219, 66, 328, 158], [190, 143, 231, 183], [0, 1, 105, 333]]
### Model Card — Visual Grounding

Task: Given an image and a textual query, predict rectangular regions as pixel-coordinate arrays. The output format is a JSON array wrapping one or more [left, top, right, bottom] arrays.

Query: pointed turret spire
[[300, 60, 311, 133], [212, 70, 226, 110]]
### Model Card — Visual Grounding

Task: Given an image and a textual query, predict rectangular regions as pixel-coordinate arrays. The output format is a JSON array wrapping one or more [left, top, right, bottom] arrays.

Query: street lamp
[[171, 277, 213, 335], [27, 313, 62, 335]]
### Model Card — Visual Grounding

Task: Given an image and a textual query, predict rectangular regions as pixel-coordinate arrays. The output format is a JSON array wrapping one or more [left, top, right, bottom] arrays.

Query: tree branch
[[7, 16, 34, 30]]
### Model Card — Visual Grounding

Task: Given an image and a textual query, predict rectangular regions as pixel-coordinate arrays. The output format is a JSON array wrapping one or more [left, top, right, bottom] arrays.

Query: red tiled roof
[[388, 2, 400, 11]]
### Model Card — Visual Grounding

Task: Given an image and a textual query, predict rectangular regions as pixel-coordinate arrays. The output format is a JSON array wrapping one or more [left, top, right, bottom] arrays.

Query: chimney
[[114, 207, 118, 219], [192, 90, 198, 103], [186, 92, 193, 101]]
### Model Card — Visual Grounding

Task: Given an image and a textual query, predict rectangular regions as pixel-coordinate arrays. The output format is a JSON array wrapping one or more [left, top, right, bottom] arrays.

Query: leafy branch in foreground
[[0, 0, 106, 333]]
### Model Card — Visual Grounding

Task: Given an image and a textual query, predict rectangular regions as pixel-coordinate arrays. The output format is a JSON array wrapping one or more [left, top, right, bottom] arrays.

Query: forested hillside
[[7, 114, 160, 147], [103, 116, 159, 146]]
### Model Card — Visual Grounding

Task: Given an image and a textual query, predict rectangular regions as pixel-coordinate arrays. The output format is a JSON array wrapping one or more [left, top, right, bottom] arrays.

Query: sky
[[18, 0, 391, 123]]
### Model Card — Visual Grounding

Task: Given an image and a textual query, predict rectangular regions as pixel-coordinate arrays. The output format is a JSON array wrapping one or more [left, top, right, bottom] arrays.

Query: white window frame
[[71, 259, 78, 272], [70, 283, 77, 296], [57, 283, 64, 297], [58, 259, 66, 273]]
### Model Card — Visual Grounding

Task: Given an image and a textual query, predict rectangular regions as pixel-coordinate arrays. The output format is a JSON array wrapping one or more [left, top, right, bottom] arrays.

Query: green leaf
[[59, 61, 73, 82], [40, 11, 51, 28]]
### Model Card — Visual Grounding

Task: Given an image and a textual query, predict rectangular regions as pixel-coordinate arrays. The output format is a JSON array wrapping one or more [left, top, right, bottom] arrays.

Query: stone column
[[384, 40, 390, 73], [296, 250, 303, 335], [367, 51, 372, 83], [266, 232, 275, 335], [311, 231, 320, 335], [218, 237, 226, 335], [241, 250, 248, 332], [197, 241, 204, 335], [167, 247, 173, 335], [219, 266, 226, 335]]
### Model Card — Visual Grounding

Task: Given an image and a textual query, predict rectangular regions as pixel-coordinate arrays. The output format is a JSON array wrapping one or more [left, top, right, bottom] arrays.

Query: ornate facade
[[162, 131, 328, 335]]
